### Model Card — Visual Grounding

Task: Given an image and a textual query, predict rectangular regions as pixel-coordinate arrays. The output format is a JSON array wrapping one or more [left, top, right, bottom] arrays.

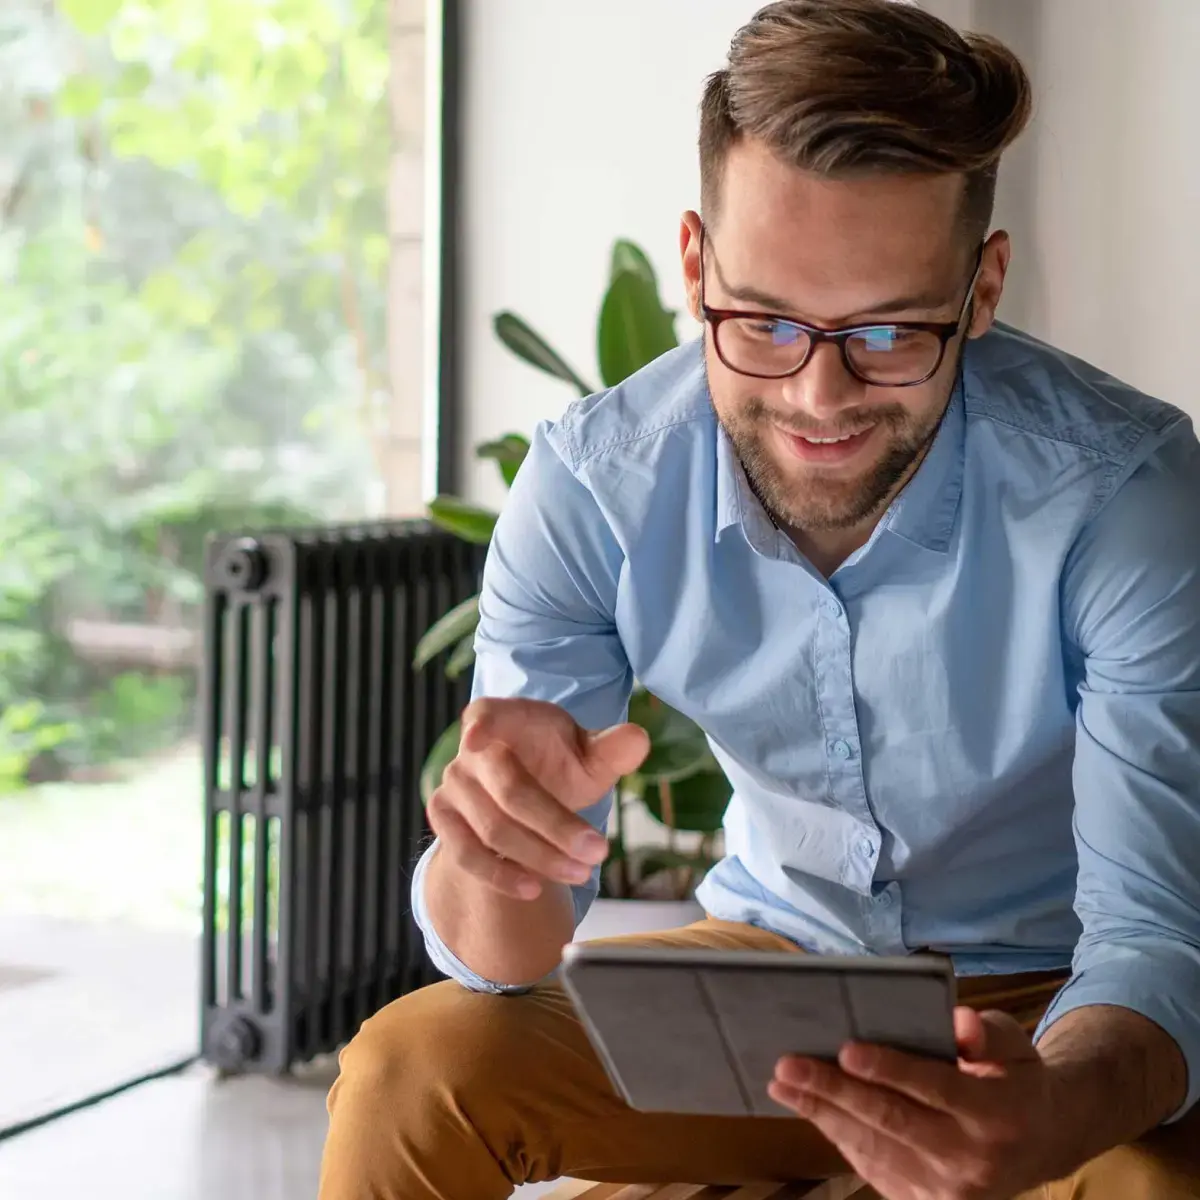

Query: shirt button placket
[[817, 590, 878, 890], [867, 883, 904, 953]]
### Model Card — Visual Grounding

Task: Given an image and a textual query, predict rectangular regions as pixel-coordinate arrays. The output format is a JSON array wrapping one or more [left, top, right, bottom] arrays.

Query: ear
[[967, 230, 1011, 339], [679, 210, 704, 324]]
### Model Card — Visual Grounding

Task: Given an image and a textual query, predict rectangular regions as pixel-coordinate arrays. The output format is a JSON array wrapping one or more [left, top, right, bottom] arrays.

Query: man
[[319, 2, 1200, 1197]]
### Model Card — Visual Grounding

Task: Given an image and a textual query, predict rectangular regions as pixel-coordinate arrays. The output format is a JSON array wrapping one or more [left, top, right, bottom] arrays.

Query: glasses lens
[[715, 317, 812, 377], [846, 327, 942, 385]]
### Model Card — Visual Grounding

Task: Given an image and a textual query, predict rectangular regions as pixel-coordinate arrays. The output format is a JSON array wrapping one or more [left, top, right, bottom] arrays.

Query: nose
[[778, 340, 866, 422]]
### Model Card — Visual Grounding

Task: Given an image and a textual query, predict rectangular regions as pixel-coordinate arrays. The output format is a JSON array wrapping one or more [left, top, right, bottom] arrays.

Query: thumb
[[955, 1007, 1040, 1065], [582, 722, 650, 783]]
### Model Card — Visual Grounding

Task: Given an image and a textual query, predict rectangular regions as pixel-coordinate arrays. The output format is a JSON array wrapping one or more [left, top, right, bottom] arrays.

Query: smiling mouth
[[794, 428, 873, 445], [776, 422, 879, 464]]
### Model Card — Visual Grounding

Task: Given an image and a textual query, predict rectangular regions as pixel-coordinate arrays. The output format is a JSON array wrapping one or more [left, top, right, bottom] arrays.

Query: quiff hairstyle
[[699, 0, 1033, 245]]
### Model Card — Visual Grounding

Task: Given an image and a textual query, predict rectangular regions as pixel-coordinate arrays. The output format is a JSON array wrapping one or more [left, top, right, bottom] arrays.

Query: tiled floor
[[0, 916, 197, 1131], [0, 900, 701, 1198], [0, 1061, 565, 1199], [0, 1065, 332, 1200]]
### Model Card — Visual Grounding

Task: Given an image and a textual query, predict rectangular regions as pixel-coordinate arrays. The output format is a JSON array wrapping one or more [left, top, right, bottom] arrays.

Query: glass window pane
[[0, 0, 424, 1124]]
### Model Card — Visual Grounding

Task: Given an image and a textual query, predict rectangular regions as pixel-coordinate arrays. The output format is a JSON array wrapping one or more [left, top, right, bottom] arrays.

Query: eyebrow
[[708, 245, 954, 324]]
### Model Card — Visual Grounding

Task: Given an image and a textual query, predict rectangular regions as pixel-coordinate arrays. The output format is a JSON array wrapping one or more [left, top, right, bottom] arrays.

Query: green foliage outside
[[413, 242, 733, 900], [0, 0, 391, 787]]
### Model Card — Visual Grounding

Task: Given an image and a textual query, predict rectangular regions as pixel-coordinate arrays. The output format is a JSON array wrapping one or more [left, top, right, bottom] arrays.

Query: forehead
[[712, 139, 969, 318]]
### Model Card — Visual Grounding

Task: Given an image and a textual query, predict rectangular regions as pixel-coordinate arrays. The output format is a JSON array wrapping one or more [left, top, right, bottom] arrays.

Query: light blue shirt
[[412, 323, 1200, 1118]]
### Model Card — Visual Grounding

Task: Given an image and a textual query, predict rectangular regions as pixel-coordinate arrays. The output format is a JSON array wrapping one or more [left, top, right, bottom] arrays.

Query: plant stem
[[657, 779, 685, 898], [660, 779, 676, 845], [613, 785, 630, 898], [682, 832, 715, 901]]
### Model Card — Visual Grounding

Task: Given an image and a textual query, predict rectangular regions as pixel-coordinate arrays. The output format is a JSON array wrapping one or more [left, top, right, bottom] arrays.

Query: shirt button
[[876, 890, 893, 909], [831, 739, 853, 760], [858, 837, 876, 859], [823, 598, 842, 617]]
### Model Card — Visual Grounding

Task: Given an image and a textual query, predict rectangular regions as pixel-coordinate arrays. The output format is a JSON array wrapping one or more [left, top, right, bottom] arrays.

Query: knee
[[331, 980, 540, 1115]]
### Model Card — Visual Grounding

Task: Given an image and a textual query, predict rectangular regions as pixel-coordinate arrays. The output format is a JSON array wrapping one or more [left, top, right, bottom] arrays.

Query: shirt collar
[[714, 421, 780, 551], [715, 420, 745, 538], [713, 372, 966, 554], [881, 373, 965, 553]]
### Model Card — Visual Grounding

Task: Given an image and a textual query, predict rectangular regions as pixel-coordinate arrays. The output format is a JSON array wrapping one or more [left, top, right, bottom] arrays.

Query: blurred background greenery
[[0, 0, 389, 793]]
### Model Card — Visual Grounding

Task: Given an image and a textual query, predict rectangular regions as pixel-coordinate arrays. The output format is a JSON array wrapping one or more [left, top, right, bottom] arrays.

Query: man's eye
[[748, 320, 802, 345], [860, 327, 916, 352]]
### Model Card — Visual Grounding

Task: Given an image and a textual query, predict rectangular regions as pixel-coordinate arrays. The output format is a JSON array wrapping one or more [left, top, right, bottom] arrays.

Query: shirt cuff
[[1033, 951, 1200, 1123], [410, 839, 550, 995]]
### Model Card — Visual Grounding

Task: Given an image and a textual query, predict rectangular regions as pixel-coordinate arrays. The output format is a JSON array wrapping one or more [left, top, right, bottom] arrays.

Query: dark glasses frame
[[699, 232, 984, 388]]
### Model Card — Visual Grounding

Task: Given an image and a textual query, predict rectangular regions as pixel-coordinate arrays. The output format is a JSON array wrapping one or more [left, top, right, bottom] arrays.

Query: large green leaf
[[445, 633, 477, 679], [627, 690, 711, 782], [642, 769, 732, 833], [427, 496, 498, 545], [420, 720, 462, 806], [493, 312, 595, 397], [413, 594, 479, 670], [610, 240, 658, 289], [597, 271, 678, 388], [476, 434, 530, 489]]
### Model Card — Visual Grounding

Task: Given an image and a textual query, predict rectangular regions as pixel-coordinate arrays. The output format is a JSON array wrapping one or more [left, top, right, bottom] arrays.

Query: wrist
[[1019, 1060, 1104, 1182], [426, 849, 576, 985], [1036, 1006, 1186, 1164], [1021, 1053, 1161, 1188]]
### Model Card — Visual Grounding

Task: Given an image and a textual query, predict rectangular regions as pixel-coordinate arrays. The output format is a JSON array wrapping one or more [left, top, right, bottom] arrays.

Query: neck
[[774, 436, 938, 578], [783, 520, 876, 578]]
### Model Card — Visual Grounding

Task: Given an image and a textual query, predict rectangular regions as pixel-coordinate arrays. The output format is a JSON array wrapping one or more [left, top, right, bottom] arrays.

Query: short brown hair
[[699, 0, 1032, 243]]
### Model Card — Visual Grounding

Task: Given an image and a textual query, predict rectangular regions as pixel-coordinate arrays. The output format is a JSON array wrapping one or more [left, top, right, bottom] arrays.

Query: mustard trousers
[[318, 918, 1200, 1199]]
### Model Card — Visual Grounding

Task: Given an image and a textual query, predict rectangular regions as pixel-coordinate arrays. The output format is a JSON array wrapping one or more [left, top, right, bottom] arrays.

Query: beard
[[709, 353, 962, 534]]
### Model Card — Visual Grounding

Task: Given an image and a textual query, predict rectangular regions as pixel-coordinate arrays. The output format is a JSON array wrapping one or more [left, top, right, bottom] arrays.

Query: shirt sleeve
[[412, 418, 634, 992], [1034, 419, 1200, 1122]]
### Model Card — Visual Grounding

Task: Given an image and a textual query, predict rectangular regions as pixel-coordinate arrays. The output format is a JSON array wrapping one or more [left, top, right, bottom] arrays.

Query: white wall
[[456, 0, 758, 507], [456, 0, 1200, 504], [959, 0, 1200, 420]]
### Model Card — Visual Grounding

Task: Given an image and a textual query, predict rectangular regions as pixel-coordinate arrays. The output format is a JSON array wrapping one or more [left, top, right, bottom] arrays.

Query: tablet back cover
[[564, 961, 954, 1116]]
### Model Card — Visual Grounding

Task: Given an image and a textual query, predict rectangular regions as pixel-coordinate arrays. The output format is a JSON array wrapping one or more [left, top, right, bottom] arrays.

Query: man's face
[[682, 139, 1007, 535]]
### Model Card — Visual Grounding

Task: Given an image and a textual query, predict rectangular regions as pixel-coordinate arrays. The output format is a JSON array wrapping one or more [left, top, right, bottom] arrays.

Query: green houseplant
[[414, 240, 732, 900]]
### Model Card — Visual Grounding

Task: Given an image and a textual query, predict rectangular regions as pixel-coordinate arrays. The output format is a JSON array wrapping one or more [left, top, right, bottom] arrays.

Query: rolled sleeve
[[1039, 422, 1200, 1121], [1034, 937, 1200, 1122], [412, 418, 632, 993], [410, 841, 542, 993]]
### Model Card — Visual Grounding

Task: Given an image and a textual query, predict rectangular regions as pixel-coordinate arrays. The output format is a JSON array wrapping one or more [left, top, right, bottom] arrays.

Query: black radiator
[[199, 521, 486, 1073]]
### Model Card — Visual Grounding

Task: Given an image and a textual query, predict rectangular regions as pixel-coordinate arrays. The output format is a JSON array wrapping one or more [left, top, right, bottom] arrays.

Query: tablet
[[559, 943, 958, 1117]]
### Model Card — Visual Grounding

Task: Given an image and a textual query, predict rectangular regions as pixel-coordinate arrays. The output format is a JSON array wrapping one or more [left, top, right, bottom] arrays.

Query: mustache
[[743, 398, 908, 438]]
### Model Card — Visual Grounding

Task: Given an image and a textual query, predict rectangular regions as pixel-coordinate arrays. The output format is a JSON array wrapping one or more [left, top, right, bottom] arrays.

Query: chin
[[761, 462, 886, 530]]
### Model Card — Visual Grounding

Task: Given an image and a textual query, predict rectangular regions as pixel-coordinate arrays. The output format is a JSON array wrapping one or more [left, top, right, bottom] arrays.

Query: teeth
[[802, 432, 859, 444]]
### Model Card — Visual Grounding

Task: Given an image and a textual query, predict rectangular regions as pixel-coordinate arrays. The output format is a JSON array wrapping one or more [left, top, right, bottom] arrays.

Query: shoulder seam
[[966, 408, 1189, 523], [574, 411, 712, 469], [553, 405, 584, 473], [965, 404, 1185, 464], [1081, 413, 1192, 522], [964, 407, 1119, 464]]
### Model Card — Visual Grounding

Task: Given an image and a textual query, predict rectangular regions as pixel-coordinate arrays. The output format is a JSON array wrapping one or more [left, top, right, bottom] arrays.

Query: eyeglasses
[[699, 232, 983, 388]]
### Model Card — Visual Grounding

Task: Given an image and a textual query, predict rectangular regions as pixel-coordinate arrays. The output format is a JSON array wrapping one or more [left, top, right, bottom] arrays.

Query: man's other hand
[[427, 697, 649, 901]]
